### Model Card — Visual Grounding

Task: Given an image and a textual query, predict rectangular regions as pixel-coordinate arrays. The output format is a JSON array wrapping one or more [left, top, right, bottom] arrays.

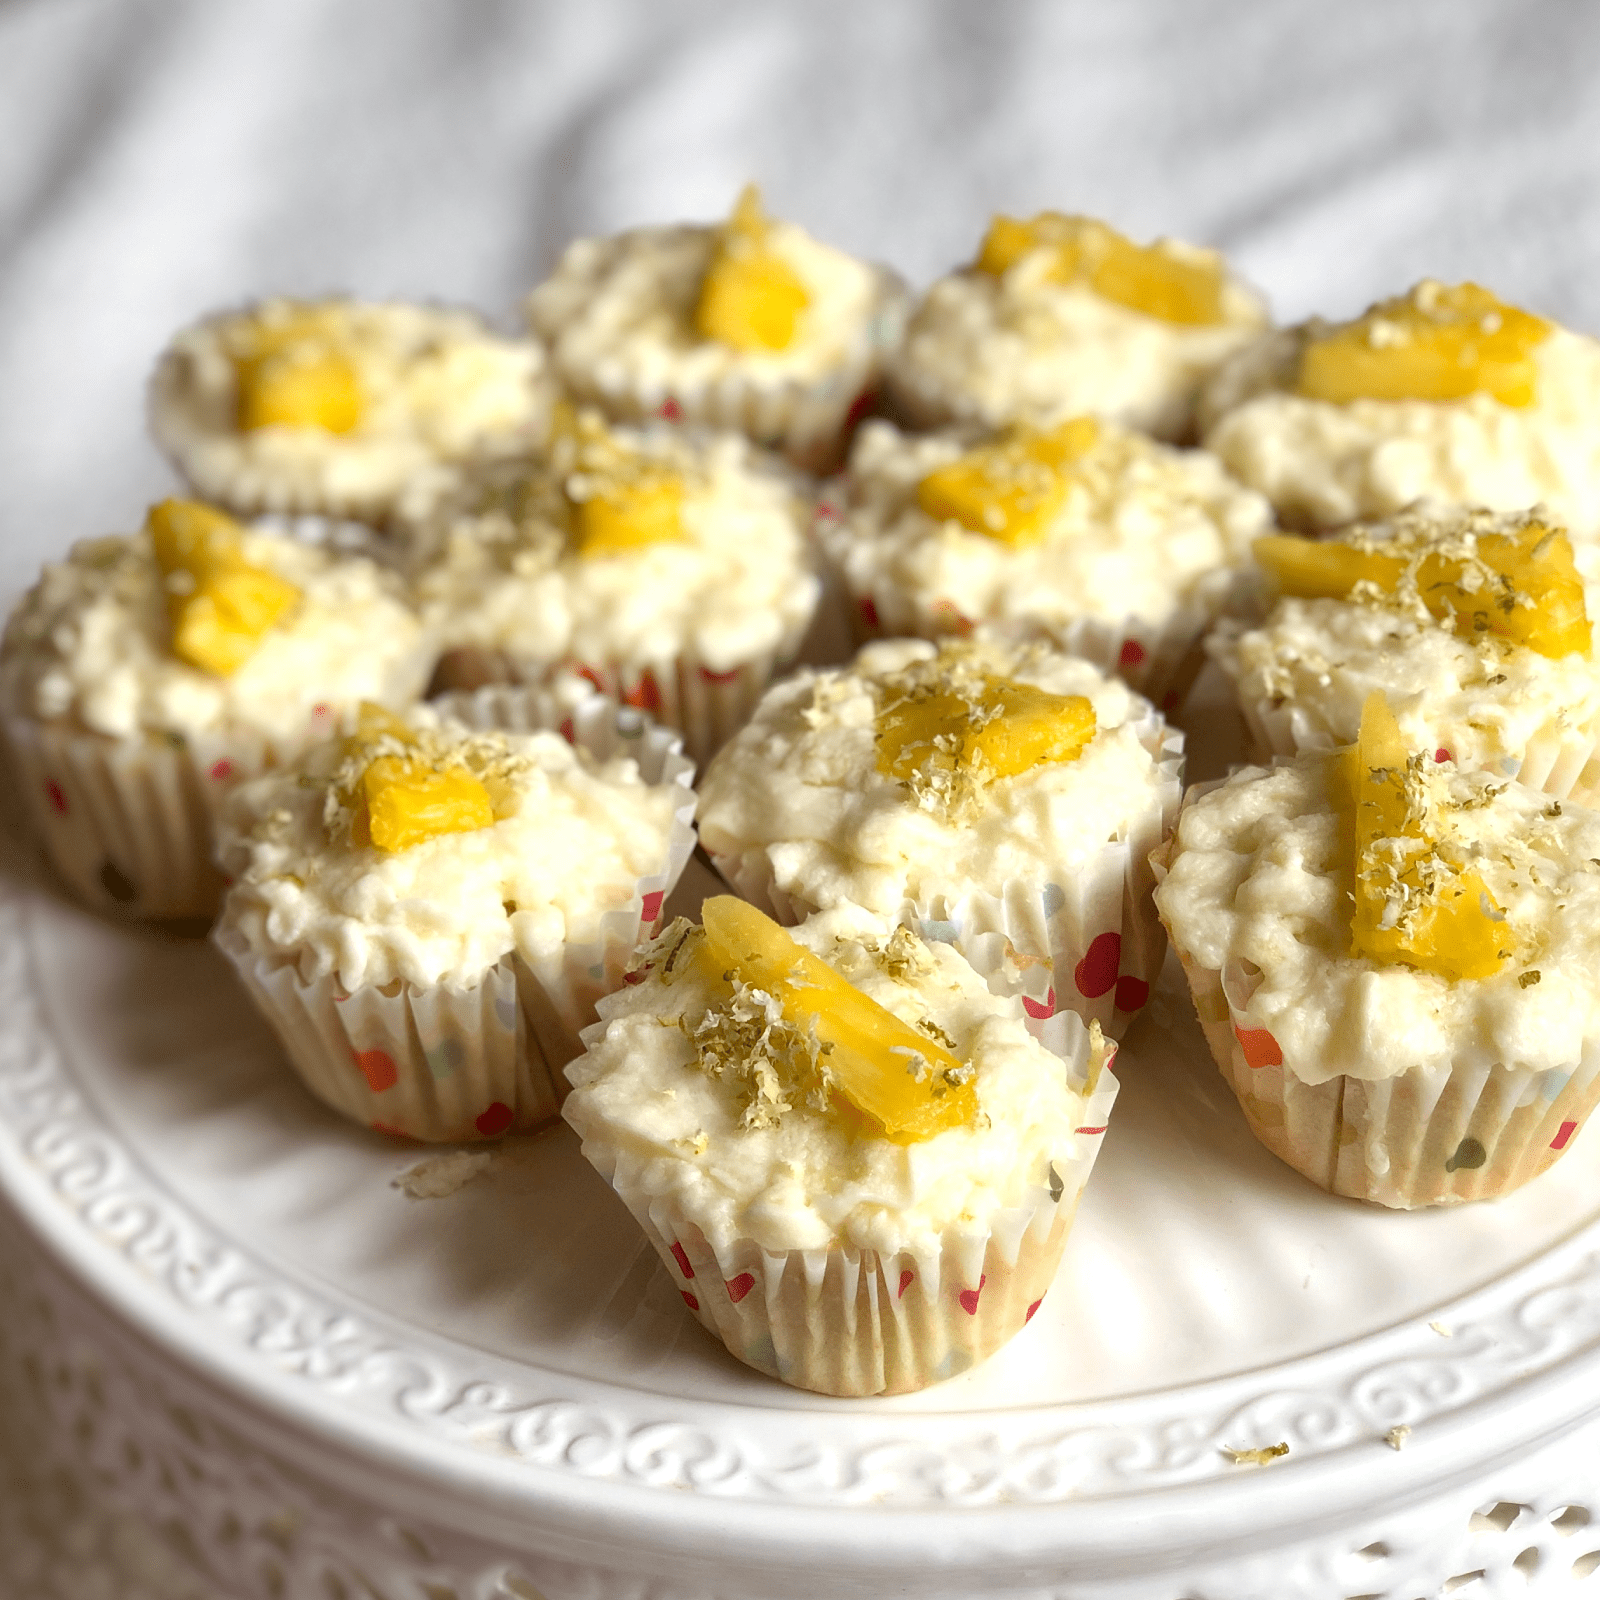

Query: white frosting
[[889, 247, 1266, 441], [219, 703, 679, 991], [1155, 757, 1600, 1085], [823, 419, 1271, 635], [696, 637, 1166, 915], [0, 526, 428, 745], [1202, 325, 1600, 534], [404, 426, 819, 674], [526, 221, 902, 395], [562, 902, 1102, 1257], [149, 300, 551, 519]]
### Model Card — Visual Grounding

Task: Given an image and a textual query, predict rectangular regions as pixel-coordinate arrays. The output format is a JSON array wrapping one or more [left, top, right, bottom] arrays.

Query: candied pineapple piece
[[877, 674, 1096, 785], [1298, 281, 1551, 408], [694, 185, 811, 353], [1345, 693, 1507, 980], [353, 754, 494, 853], [146, 498, 299, 675], [573, 473, 686, 556], [1255, 520, 1590, 659], [233, 307, 363, 433], [916, 417, 1099, 546], [699, 896, 976, 1143], [975, 212, 1227, 325]]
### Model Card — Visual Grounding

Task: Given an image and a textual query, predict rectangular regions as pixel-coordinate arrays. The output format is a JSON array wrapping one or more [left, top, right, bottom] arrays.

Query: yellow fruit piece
[[694, 184, 811, 353], [1345, 692, 1507, 980], [877, 675, 1097, 785], [1255, 520, 1590, 659], [146, 498, 300, 676], [975, 212, 1227, 325], [573, 473, 686, 556], [699, 896, 976, 1143], [915, 417, 1099, 546], [353, 755, 494, 853], [1298, 281, 1550, 408], [233, 307, 363, 433]]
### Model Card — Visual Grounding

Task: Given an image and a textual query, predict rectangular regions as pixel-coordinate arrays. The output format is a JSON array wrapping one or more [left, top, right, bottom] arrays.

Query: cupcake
[[819, 413, 1272, 707], [1, 499, 431, 918], [887, 212, 1268, 442], [562, 896, 1119, 1395], [402, 408, 821, 761], [525, 187, 908, 472], [1154, 692, 1600, 1207], [696, 635, 1183, 1038], [149, 297, 552, 522], [1211, 504, 1600, 802], [213, 689, 696, 1142], [1201, 279, 1600, 536]]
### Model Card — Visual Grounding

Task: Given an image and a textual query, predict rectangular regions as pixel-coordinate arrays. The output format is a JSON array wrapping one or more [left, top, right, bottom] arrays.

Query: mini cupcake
[[1, 499, 431, 918], [887, 212, 1268, 442], [213, 690, 696, 1142], [696, 636, 1183, 1038], [149, 297, 552, 522], [402, 409, 821, 760], [562, 896, 1119, 1395], [1154, 693, 1600, 1207], [525, 187, 908, 472], [1201, 279, 1600, 536], [1211, 505, 1600, 802], [820, 413, 1272, 707]]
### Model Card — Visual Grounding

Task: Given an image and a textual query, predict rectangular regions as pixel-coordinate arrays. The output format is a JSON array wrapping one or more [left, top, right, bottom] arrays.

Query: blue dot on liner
[[921, 920, 959, 944], [426, 1038, 466, 1080], [493, 995, 519, 1029], [1542, 1070, 1573, 1102], [589, 964, 605, 980], [1042, 883, 1066, 918]]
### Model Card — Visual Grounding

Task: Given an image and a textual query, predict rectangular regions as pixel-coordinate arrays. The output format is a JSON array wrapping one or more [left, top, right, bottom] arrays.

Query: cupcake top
[[696, 636, 1176, 915], [562, 899, 1114, 1259], [218, 702, 682, 992], [1155, 714, 1600, 1086], [1214, 505, 1600, 776], [0, 500, 427, 745], [526, 187, 904, 397], [401, 411, 819, 675], [823, 415, 1271, 637], [149, 298, 551, 521], [1201, 280, 1600, 534], [888, 212, 1268, 440]]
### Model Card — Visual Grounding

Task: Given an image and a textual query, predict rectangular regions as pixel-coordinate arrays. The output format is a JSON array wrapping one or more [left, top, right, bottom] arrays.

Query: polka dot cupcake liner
[[1163, 935, 1600, 1209], [706, 705, 1184, 1042], [570, 988, 1120, 1396], [214, 683, 698, 1143]]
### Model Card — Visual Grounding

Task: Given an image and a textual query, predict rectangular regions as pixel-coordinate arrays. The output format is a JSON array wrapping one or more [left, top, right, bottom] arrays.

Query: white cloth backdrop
[[3, 0, 1600, 1593]]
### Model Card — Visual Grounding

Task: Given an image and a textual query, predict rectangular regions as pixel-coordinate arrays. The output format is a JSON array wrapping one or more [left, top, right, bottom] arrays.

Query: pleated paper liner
[[705, 706, 1184, 1042], [567, 997, 1120, 1396], [215, 685, 698, 1141]]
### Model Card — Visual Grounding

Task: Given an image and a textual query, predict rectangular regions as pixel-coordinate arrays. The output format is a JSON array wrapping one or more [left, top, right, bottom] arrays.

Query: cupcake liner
[[1167, 940, 1600, 1208], [707, 708, 1184, 1041], [572, 992, 1120, 1396], [559, 273, 909, 475], [215, 684, 697, 1141]]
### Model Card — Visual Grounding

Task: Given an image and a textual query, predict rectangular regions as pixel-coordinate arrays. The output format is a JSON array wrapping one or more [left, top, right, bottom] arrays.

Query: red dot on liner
[[1118, 639, 1146, 668], [558, 717, 575, 744], [958, 1275, 987, 1316], [624, 672, 662, 713], [1075, 931, 1122, 999], [1025, 1297, 1043, 1323], [670, 1241, 695, 1280], [725, 1272, 755, 1304], [475, 1101, 514, 1137], [860, 597, 880, 631], [1234, 1025, 1283, 1070], [353, 1049, 399, 1093], [640, 890, 665, 925], [208, 758, 235, 782], [1434, 748, 1452, 764], [1115, 975, 1150, 1013], [1552, 1119, 1580, 1151], [1022, 989, 1055, 1020], [1075, 1125, 1109, 1136], [660, 398, 684, 422], [576, 664, 606, 693], [680, 1290, 699, 1311], [44, 780, 68, 816], [843, 387, 877, 432], [898, 1269, 914, 1299], [313, 703, 330, 718], [699, 665, 741, 684]]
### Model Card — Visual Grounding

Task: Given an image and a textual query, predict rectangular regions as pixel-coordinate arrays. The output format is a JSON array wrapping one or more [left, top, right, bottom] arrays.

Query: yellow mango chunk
[[1298, 281, 1551, 408], [353, 754, 494, 853], [1345, 693, 1508, 980], [1255, 520, 1590, 659], [699, 896, 976, 1143], [233, 307, 364, 433], [877, 674, 1096, 785], [976, 212, 1227, 325], [916, 417, 1099, 546], [146, 499, 299, 676], [573, 473, 686, 557], [694, 185, 811, 353]]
